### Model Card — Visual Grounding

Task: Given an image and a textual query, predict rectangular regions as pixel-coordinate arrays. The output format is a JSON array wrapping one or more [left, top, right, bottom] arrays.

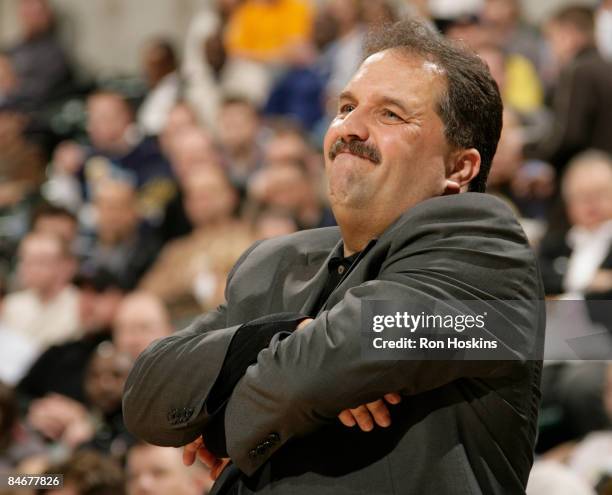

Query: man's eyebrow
[[377, 96, 410, 114], [338, 91, 355, 102], [338, 92, 412, 114]]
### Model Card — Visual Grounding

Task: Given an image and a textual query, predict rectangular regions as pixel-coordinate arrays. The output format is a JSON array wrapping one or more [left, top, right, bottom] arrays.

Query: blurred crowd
[[0, 0, 611, 494]]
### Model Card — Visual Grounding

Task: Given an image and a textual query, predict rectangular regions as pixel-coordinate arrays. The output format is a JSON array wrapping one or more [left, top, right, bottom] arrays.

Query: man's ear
[[443, 148, 481, 195]]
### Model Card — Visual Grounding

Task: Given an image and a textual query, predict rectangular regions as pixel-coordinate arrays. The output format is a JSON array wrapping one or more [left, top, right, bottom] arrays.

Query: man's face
[[113, 296, 172, 360], [85, 349, 132, 415], [126, 445, 211, 495], [564, 162, 612, 230], [95, 182, 139, 244], [87, 95, 132, 152], [323, 49, 453, 231], [218, 103, 258, 152], [18, 236, 64, 292]]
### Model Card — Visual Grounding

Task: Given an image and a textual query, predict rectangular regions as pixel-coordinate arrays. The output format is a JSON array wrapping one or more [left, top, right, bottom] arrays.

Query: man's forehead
[[342, 49, 446, 106], [359, 48, 445, 78]]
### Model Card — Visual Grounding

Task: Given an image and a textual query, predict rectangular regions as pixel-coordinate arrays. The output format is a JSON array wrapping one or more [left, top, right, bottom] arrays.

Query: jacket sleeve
[[122, 241, 263, 447], [222, 223, 544, 475]]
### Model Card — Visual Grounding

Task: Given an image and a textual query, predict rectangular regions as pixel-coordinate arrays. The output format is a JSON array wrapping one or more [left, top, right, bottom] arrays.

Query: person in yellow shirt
[[225, 0, 313, 63]]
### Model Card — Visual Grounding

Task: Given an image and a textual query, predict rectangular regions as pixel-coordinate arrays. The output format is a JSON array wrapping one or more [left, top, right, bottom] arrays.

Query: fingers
[[338, 393, 402, 431], [384, 393, 402, 405], [366, 399, 391, 428], [338, 409, 357, 427], [182, 437, 203, 466], [348, 405, 375, 431]]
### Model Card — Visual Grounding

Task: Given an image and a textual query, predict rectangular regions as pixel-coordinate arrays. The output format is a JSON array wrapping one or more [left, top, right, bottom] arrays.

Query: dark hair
[[31, 202, 77, 228], [364, 19, 503, 192], [551, 5, 595, 37], [149, 38, 177, 67], [40, 450, 124, 495]]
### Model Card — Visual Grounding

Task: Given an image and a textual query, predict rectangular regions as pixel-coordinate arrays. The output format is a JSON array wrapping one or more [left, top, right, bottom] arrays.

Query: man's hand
[[338, 393, 402, 431], [183, 436, 231, 481]]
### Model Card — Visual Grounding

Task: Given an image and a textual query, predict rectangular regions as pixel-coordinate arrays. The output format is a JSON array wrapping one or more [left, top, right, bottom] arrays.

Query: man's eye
[[339, 104, 355, 114], [382, 109, 402, 121]]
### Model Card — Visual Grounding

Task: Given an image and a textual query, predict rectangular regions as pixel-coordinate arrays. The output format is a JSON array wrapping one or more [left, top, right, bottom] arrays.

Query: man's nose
[[334, 106, 370, 142]]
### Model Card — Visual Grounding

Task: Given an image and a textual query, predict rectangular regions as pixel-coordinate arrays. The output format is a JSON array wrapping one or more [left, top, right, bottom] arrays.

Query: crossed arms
[[123, 196, 540, 476]]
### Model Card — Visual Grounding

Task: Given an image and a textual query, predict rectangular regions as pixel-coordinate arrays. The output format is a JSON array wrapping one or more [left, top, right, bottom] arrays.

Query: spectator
[[165, 125, 220, 185], [17, 270, 124, 405], [137, 38, 181, 136], [0, 0, 73, 112], [221, 0, 315, 105], [534, 6, 612, 171], [30, 203, 78, 247], [158, 102, 200, 157], [111, 291, 173, 361], [263, 40, 326, 131], [82, 342, 135, 456], [476, 41, 544, 118], [26, 342, 134, 457], [486, 109, 554, 229], [126, 442, 213, 495], [158, 125, 221, 243], [182, 0, 241, 128], [224, 0, 313, 64], [0, 111, 46, 259], [1, 232, 79, 350], [41, 450, 125, 495], [139, 168, 252, 320], [247, 161, 335, 230], [263, 124, 312, 168], [81, 91, 176, 223], [480, 0, 550, 77], [18, 289, 170, 428], [250, 206, 299, 240], [78, 179, 161, 291], [538, 151, 612, 298], [217, 96, 264, 193]]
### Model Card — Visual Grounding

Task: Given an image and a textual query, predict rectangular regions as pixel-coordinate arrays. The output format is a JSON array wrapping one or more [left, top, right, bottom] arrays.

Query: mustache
[[328, 139, 382, 164]]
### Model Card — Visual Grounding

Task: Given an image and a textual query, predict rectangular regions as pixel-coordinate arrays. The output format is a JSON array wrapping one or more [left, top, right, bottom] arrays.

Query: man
[[140, 167, 252, 320], [539, 150, 612, 298], [18, 269, 124, 404], [535, 5, 612, 171], [0, 0, 72, 112], [217, 96, 264, 193], [80, 91, 176, 223], [78, 179, 161, 290], [2, 231, 79, 349], [112, 291, 174, 361], [137, 38, 181, 136], [124, 19, 544, 493], [24, 291, 172, 448]]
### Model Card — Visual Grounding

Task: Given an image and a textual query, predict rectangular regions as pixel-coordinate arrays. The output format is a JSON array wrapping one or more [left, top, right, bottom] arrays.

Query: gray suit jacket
[[123, 193, 545, 494]]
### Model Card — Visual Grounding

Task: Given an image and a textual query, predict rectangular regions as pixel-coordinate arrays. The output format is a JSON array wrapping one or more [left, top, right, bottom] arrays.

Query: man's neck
[[335, 207, 395, 256], [340, 223, 378, 257]]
